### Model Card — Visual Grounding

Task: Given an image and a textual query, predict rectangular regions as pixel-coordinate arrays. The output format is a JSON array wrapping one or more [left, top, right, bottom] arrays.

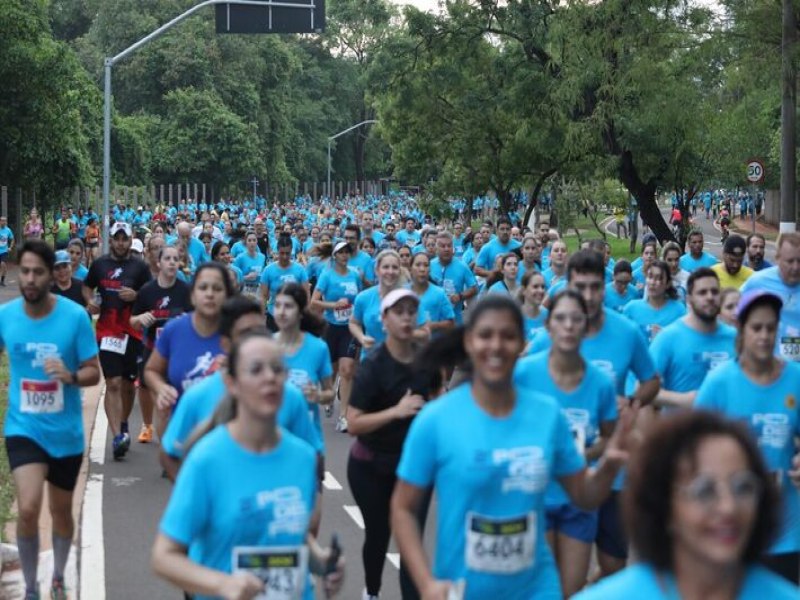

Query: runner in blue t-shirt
[[409, 253, 455, 339], [520, 270, 549, 342], [1, 241, 100, 600], [604, 260, 640, 312], [680, 230, 719, 272], [274, 283, 334, 443], [514, 290, 617, 597], [695, 290, 800, 582], [574, 411, 798, 599], [650, 267, 736, 411], [622, 261, 687, 343], [260, 235, 309, 324], [232, 231, 266, 299], [152, 332, 344, 600], [392, 295, 633, 600], [0, 214, 15, 286], [474, 217, 521, 278], [350, 250, 403, 360], [429, 231, 478, 325]]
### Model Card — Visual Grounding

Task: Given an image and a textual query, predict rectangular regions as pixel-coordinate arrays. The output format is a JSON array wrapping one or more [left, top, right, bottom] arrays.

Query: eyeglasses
[[678, 471, 762, 510]]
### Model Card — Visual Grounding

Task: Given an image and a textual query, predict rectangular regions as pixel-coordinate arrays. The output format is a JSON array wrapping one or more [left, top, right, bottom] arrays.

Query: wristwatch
[[71, 372, 79, 385]]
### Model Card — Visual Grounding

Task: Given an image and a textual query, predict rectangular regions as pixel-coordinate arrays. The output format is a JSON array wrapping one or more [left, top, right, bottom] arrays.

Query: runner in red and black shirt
[[82, 222, 151, 460], [131, 245, 191, 443]]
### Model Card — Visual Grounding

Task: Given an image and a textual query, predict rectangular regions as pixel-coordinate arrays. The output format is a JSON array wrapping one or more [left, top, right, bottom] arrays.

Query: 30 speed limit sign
[[746, 159, 765, 184]]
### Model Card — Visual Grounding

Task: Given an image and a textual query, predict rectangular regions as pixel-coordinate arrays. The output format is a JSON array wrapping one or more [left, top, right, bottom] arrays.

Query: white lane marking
[[343, 505, 364, 529], [323, 471, 342, 491], [81, 385, 107, 599], [343, 505, 400, 569]]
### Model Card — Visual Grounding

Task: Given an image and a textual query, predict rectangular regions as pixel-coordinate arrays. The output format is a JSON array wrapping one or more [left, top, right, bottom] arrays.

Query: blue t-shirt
[[622, 298, 687, 344], [0, 297, 98, 457], [514, 352, 616, 507], [397, 383, 585, 600], [353, 286, 385, 351], [604, 284, 640, 312], [348, 251, 375, 284], [282, 333, 333, 438], [159, 426, 317, 600], [487, 280, 517, 296], [260, 262, 308, 314], [429, 258, 477, 325], [416, 283, 455, 327], [73, 263, 89, 281], [649, 319, 736, 396], [475, 238, 522, 271], [161, 372, 322, 458], [523, 309, 548, 342], [541, 267, 565, 290], [529, 308, 657, 396], [741, 266, 800, 362], [573, 563, 797, 600], [155, 313, 224, 398], [233, 251, 267, 296], [0, 226, 14, 253], [679, 251, 718, 272], [315, 266, 362, 325], [696, 360, 800, 554]]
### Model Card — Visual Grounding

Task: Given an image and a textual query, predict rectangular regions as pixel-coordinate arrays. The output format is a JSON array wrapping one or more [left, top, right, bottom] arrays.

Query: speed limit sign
[[746, 159, 765, 184]]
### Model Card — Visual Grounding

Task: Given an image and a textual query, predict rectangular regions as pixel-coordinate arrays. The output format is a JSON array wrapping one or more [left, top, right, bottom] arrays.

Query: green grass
[[0, 354, 12, 534], [562, 234, 639, 263]]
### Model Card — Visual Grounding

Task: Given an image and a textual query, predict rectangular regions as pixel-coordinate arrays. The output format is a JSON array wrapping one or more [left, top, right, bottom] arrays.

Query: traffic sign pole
[[746, 159, 765, 237]]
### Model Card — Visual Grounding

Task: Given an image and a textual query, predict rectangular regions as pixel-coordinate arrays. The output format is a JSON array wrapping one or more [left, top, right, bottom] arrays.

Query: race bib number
[[334, 306, 352, 322], [100, 335, 129, 354], [232, 546, 308, 600], [571, 424, 586, 456], [20, 379, 64, 414], [465, 512, 535, 574], [780, 337, 800, 360]]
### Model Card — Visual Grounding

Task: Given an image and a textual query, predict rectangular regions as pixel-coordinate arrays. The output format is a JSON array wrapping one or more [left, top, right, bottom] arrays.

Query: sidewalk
[[1, 379, 104, 600]]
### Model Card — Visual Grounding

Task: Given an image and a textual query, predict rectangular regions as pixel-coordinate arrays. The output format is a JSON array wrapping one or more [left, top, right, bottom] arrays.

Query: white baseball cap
[[131, 239, 144, 254], [110, 222, 132, 237], [380, 288, 419, 314]]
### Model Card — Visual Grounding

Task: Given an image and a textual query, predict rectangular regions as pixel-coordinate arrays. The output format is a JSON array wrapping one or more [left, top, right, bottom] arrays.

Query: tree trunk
[[524, 168, 558, 228], [616, 150, 672, 244]]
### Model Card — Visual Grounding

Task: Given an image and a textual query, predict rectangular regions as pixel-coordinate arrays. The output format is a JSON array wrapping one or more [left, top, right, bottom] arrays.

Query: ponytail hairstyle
[[183, 329, 278, 456], [413, 294, 524, 381], [275, 282, 327, 338]]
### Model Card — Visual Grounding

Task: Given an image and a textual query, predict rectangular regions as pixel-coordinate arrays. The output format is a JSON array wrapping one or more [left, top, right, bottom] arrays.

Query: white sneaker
[[336, 416, 348, 432], [362, 590, 379, 600]]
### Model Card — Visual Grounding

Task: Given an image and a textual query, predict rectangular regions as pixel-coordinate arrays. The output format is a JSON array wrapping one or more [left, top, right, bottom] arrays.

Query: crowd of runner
[[2, 190, 800, 599]]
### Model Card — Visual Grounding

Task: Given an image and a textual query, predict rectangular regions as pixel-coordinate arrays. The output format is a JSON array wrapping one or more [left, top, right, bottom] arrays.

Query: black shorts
[[595, 490, 628, 559], [325, 324, 356, 363], [99, 336, 141, 381], [85, 241, 98, 249], [0, 253, 7, 263], [137, 347, 153, 388], [5, 436, 82, 491]]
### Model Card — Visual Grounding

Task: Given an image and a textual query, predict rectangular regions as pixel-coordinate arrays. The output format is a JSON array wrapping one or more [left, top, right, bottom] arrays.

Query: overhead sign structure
[[746, 159, 765, 184], [215, 0, 325, 34]]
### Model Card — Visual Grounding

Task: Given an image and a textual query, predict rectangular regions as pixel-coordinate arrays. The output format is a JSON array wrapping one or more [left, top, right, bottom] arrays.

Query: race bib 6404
[[465, 512, 535, 574], [232, 545, 308, 600]]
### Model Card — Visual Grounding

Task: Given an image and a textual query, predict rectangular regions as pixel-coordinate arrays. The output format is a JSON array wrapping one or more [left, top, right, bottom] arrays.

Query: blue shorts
[[595, 491, 628, 559], [545, 503, 598, 543]]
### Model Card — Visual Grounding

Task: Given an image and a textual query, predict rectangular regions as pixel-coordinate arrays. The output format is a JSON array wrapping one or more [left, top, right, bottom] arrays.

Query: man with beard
[[0, 241, 100, 600], [83, 222, 151, 459], [745, 232, 774, 271], [649, 267, 737, 411]]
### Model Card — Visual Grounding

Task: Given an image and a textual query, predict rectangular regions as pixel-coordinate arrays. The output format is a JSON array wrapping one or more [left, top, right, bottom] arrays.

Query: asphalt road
[[97, 402, 436, 599]]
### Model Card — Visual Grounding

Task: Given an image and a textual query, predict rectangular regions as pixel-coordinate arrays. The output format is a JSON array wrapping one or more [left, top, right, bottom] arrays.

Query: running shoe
[[335, 416, 348, 433], [24, 590, 40, 600], [137, 424, 154, 443], [50, 578, 68, 600], [362, 590, 379, 600], [112, 432, 131, 460]]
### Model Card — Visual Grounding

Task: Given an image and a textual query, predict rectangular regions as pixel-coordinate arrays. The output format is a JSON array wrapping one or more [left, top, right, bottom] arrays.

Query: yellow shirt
[[712, 263, 753, 289]]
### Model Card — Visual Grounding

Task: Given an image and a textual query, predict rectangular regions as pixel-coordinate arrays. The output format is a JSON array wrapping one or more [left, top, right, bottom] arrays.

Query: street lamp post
[[101, 0, 318, 252], [327, 119, 377, 201]]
